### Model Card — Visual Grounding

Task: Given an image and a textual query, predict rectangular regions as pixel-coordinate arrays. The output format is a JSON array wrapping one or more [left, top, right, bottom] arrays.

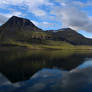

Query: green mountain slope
[[52, 28, 92, 45], [0, 16, 92, 49], [0, 16, 44, 42]]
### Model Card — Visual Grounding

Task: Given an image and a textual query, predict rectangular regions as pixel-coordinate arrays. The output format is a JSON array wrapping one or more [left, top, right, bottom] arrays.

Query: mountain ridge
[[0, 16, 92, 46]]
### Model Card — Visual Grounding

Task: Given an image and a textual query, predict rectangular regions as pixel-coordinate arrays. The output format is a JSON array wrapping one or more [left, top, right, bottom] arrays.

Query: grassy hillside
[[1, 16, 92, 50], [1, 39, 92, 50]]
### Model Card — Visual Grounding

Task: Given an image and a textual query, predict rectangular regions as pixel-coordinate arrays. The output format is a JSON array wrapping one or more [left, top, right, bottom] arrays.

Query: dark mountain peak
[[46, 28, 75, 33], [5, 16, 35, 27], [62, 28, 73, 30], [57, 28, 82, 37], [10, 16, 31, 23], [53, 27, 92, 45], [10, 16, 19, 19], [0, 16, 42, 33], [9, 16, 29, 21], [57, 27, 84, 37], [58, 28, 76, 32], [0, 16, 42, 41]]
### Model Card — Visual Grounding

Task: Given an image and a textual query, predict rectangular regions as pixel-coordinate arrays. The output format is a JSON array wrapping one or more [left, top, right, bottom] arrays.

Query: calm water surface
[[0, 49, 92, 92]]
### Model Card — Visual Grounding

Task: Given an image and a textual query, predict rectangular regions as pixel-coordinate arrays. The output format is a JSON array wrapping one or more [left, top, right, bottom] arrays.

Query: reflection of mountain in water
[[0, 50, 92, 82], [1, 59, 92, 92]]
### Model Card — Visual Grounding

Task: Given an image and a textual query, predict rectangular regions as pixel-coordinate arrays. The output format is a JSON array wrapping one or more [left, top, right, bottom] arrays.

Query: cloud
[[0, 0, 24, 5], [51, 0, 92, 32], [57, 7, 90, 29], [1, 0, 92, 32], [32, 20, 58, 29], [0, 11, 23, 25], [0, 15, 8, 24], [4, 11, 23, 18], [31, 9, 46, 17], [0, 0, 53, 17], [25, 0, 53, 17], [72, 1, 92, 7]]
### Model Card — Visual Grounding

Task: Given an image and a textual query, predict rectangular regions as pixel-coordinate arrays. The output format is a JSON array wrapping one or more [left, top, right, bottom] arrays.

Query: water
[[0, 49, 92, 92]]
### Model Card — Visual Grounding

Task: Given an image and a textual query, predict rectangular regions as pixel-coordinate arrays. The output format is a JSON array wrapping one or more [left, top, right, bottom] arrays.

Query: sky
[[0, 0, 92, 38]]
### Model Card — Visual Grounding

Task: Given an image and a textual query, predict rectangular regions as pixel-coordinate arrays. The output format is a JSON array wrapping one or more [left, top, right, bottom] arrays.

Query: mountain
[[52, 28, 92, 45], [0, 16, 42, 32], [0, 16, 43, 42], [0, 16, 92, 46]]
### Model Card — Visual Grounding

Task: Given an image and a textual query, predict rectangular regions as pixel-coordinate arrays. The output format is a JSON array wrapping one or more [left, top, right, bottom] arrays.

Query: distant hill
[[0, 16, 92, 46], [51, 28, 92, 45]]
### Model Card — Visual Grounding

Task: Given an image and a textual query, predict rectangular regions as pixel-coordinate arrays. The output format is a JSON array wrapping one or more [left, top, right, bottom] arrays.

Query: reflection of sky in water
[[1, 59, 92, 92], [31, 68, 66, 79], [75, 58, 92, 70]]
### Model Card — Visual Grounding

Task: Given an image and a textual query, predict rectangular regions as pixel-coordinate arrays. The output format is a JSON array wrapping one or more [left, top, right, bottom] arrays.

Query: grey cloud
[[0, 15, 8, 25], [51, 3, 92, 32], [61, 7, 89, 27], [55, 0, 92, 7], [72, 1, 92, 7]]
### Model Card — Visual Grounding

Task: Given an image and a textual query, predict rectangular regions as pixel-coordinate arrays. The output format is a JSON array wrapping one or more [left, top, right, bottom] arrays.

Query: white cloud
[[0, 11, 23, 25], [32, 10, 46, 17], [0, 15, 8, 25], [0, 0, 53, 17], [31, 20, 39, 26], [72, 1, 92, 7], [25, 0, 53, 17], [55, 0, 92, 7], [32, 20, 57, 29], [51, 0, 92, 32], [0, 0, 24, 5], [1, 0, 92, 33], [0, 0, 54, 26], [61, 7, 92, 32], [4, 11, 23, 18]]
